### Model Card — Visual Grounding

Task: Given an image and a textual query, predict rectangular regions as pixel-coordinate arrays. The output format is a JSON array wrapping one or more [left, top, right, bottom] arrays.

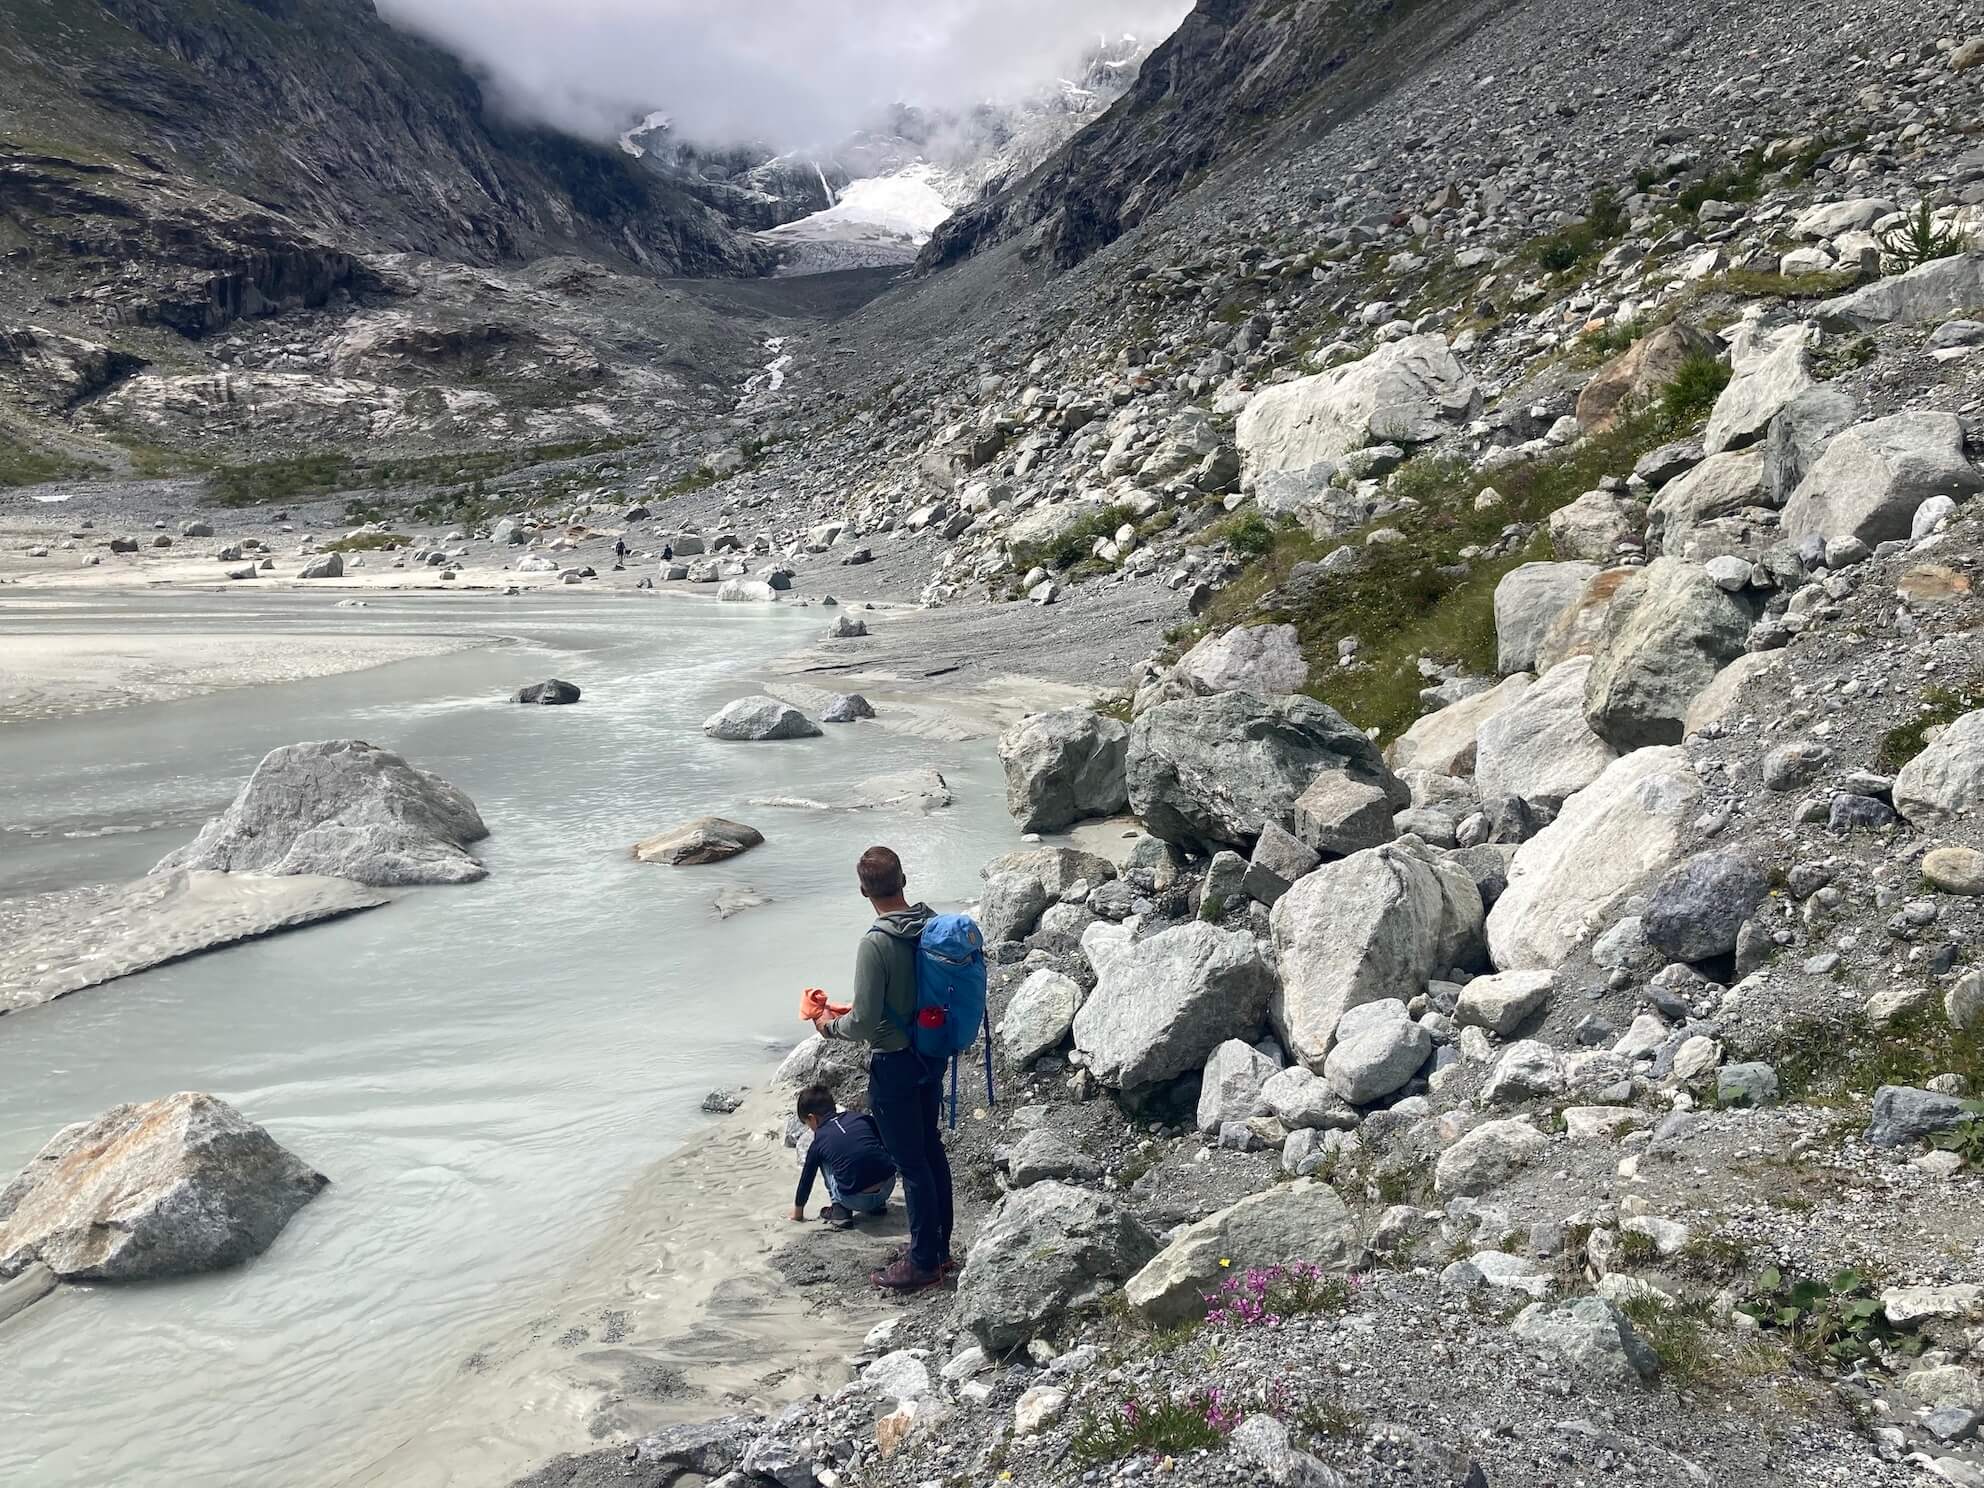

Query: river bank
[[0, 589, 1056, 1488]]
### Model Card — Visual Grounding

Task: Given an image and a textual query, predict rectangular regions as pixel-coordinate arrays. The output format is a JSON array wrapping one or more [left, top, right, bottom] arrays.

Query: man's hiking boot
[[822, 1202, 855, 1230], [870, 1257, 942, 1292], [885, 1244, 959, 1276]]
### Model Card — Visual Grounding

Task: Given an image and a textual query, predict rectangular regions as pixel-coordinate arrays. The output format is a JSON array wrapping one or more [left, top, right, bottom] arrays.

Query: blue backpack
[[891, 913, 993, 1127]]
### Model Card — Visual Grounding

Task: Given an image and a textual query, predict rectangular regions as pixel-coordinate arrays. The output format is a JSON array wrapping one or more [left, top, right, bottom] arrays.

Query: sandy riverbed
[[334, 1084, 908, 1488], [0, 626, 492, 724]]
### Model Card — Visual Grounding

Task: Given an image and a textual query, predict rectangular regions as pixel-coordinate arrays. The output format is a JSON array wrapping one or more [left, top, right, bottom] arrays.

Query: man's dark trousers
[[868, 1047, 953, 1271]]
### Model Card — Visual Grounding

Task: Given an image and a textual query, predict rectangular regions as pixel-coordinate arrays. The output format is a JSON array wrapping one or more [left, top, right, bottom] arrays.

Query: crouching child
[[789, 1083, 897, 1228]]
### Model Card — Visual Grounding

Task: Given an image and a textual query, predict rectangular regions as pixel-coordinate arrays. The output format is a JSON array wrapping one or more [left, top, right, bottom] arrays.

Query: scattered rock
[[512, 679, 581, 705], [703, 697, 823, 741], [632, 816, 764, 866], [954, 1182, 1157, 1351]]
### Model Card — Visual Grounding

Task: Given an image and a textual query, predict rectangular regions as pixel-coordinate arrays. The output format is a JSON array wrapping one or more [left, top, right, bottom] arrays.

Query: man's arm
[[823, 933, 888, 1045]]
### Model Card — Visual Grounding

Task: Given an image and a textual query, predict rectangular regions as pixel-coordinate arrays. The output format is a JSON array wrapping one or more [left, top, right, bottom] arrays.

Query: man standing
[[813, 845, 953, 1290]]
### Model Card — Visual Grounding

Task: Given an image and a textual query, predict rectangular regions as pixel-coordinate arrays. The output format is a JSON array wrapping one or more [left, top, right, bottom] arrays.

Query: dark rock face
[[2, 0, 769, 280], [920, 0, 1478, 271]]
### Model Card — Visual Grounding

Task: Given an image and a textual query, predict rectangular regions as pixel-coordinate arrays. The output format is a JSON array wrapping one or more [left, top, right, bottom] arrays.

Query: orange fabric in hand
[[801, 987, 851, 1021]]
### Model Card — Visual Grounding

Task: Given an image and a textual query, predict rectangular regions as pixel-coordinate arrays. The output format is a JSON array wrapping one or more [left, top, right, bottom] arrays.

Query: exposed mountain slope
[[920, 0, 1500, 272], [0, 0, 764, 275]]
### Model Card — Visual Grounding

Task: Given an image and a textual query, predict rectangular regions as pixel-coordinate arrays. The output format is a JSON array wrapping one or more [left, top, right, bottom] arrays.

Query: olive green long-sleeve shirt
[[823, 904, 933, 1053]]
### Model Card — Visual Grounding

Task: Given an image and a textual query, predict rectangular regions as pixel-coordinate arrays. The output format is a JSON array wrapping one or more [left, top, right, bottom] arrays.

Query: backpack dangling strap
[[946, 1053, 959, 1129], [981, 1019, 997, 1111]]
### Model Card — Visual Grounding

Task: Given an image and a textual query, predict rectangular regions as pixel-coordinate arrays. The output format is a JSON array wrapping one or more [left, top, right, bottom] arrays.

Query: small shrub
[[1878, 686, 1984, 772], [207, 451, 356, 505], [1621, 1295, 1721, 1388], [1295, 1389, 1365, 1444], [1009, 502, 1135, 574], [1772, 1006, 1984, 1103], [1928, 1101, 1984, 1164], [1070, 1391, 1230, 1462], [1738, 1268, 1922, 1368], [1717, 268, 1864, 301], [658, 464, 718, 498], [1658, 354, 1731, 425], [1877, 200, 1976, 273], [1207, 509, 1280, 560], [1529, 187, 1627, 274], [0, 436, 86, 487], [1203, 1262, 1353, 1328]]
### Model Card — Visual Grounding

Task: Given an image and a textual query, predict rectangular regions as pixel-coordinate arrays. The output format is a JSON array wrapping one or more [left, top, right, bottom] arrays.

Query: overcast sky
[[376, 0, 1193, 150]]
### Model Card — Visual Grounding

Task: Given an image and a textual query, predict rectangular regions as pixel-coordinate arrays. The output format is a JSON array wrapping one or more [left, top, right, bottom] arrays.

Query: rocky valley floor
[[6, 0, 1984, 1486]]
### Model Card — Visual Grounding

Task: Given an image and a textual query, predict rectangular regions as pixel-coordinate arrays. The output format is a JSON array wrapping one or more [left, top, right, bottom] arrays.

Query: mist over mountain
[[372, 0, 1193, 150]]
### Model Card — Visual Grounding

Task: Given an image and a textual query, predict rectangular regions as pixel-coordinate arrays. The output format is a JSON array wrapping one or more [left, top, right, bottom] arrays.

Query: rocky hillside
[[0, 0, 763, 274], [474, 2, 1984, 1486]]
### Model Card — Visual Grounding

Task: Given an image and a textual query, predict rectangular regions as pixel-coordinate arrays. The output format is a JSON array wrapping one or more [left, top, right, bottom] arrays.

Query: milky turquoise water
[[0, 591, 1016, 1487]]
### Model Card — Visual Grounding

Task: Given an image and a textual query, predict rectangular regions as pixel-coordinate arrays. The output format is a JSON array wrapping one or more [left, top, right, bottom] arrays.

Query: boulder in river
[[703, 697, 823, 741], [0, 1092, 327, 1282], [821, 693, 875, 723], [998, 708, 1129, 833], [632, 817, 765, 866], [511, 679, 581, 705], [155, 739, 489, 886]]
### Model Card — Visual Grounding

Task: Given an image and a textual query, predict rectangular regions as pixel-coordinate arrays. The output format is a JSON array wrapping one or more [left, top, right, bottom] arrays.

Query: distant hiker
[[789, 1084, 896, 1229], [613, 537, 627, 559], [662, 542, 674, 562], [812, 845, 953, 1290]]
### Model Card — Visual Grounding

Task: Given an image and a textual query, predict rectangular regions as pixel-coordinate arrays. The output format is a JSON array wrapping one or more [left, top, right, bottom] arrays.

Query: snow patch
[[617, 110, 673, 159], [767, 165, 955, 245]]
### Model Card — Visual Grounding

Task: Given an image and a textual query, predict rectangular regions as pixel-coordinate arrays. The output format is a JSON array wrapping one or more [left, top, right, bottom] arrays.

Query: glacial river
[[0, 591, 1018, 1487]]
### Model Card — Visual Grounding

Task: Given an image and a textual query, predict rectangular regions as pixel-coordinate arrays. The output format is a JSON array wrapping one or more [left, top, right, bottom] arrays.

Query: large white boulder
[[1474, 658, 1619, 820], [1172, 624, 1309, 698], [703, 696, 823, 740], [1434, 1116, 1546, 1197], [1196, 1038, 1282, 1133], [1321, 998, 1431, 1104], [1072, 923, 1276, 1090], [1646, 449, 1767, 556], [1123, 1179, 1358, 1325], [1781, 412, 1982, 547], [999, 969, 1083, 1065], [1236, 334, 1481, 477], [1814, 252, 1984, 330], [1385, 673, 1532, 778], [955, 1183, 1157, 1351], [1270, 839, 1483, 1069], [1703, 321, 1815, 455], [154, 739, 488, 886], [1127, 690, 1406, 852], [1895, 710, 1984, 830], [1486, 746, 1702, 971], [997, 709, 1129, 833], [0, 1092, 327, 1281], [1494, 562, 1601, 675], [1581, 558, 1755, 750]]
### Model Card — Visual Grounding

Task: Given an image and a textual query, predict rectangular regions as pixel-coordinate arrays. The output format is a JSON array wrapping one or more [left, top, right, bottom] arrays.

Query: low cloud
[[375, 0, 1193, 151]]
